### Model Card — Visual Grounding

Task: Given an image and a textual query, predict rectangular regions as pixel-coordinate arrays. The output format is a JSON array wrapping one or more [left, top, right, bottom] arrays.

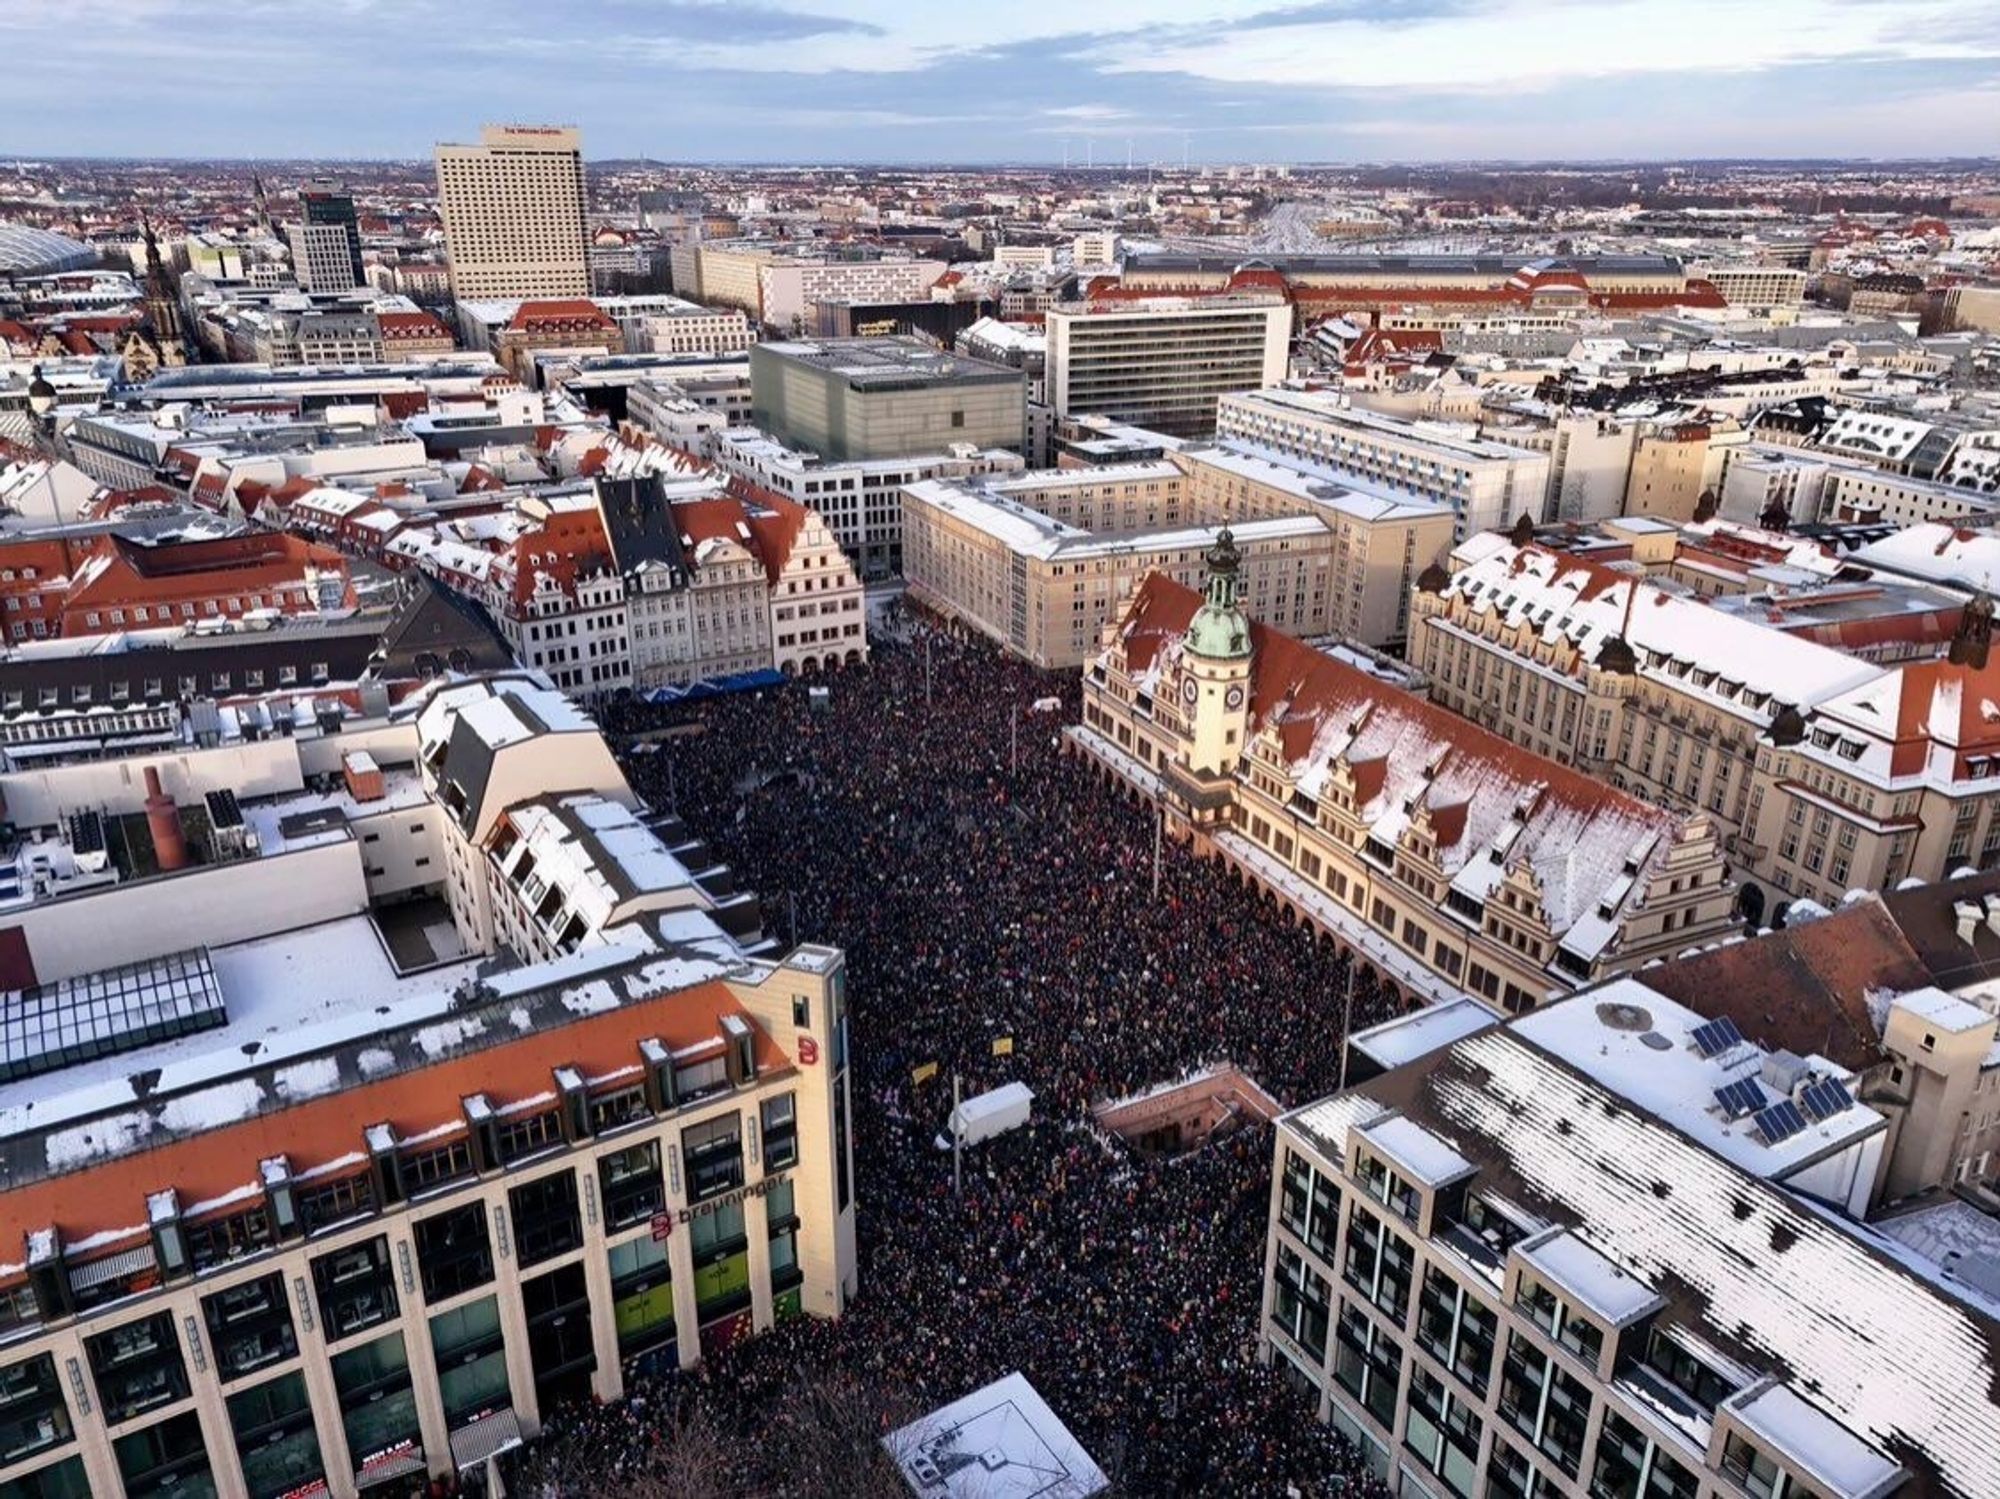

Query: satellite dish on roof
[[1594, 1001, 1654, 1034]]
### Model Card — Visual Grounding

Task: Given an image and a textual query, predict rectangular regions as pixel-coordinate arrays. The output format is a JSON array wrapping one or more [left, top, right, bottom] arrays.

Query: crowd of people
[[519, 615, 1402, 1496]]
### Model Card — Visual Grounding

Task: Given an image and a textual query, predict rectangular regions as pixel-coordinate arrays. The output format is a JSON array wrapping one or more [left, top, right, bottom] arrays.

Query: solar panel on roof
[[1753, 1100, 1809, 1146], [1714, 1078, 1765, 1120], [1690, 1016, 1745, 1059], [65, 809, 105, 857], [204, 789, 243, 830], [1799, 1078, 1854, 1123]]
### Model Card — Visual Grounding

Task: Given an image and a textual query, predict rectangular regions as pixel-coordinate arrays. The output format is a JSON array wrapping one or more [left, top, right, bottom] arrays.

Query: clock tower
[[1181, 528, 1255, 778]]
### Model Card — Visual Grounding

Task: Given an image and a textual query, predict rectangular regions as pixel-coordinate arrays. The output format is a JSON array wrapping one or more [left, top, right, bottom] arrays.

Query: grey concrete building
[[748, 338, 1024, 462]]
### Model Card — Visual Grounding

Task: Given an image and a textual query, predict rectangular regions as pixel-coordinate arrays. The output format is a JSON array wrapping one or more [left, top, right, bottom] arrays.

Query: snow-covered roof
[[882, 1371, 1107, 1499], [1726, 1381, 1904, 1499], [1518, 1228, 1665, 1327], [1110, 573, 1698, 947], [1441, 536, 1882, 725], [1344, 1019, 2000, 1498], [1357, 1112, 1474, 1188], [1848, 522, 2000, 593], [1513, 982, 1882, 1182], [1349, 995, 1498, 1074], [494, 793, 700, 940], [1892, 985, 1995, 1034], [1190, 440, 1455, 523], [1815, 408, 1940, 464]]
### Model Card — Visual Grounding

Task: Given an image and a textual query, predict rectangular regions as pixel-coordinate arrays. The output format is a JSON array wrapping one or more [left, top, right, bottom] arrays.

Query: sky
[[6, 0, 1999, 163]]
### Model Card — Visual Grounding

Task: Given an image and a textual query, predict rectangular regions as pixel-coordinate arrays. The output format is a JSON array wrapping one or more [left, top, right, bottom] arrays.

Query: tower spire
[[138, 216, 189, 368], [1185, 527, 1251, 661], [1950, 586, 1994, 670]]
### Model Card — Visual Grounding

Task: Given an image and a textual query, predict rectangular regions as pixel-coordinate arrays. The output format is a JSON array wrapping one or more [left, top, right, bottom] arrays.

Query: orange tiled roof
[[1113, 572, 1673, 905], [507, 299, 616, 334], [3, 980, 791, 1248]]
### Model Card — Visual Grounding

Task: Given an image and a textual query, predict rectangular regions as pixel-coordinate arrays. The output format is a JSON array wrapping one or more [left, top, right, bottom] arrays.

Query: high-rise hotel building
[[434, 125, 590, 302]]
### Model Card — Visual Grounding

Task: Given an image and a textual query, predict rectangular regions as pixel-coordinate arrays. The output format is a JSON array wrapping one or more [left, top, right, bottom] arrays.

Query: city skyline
[[6, 0, 1999, 163]]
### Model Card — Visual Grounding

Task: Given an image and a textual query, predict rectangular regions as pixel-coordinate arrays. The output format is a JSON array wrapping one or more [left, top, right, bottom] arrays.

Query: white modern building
[[1044, 296, 1292, 439], [1216, 387, 1552, 539]]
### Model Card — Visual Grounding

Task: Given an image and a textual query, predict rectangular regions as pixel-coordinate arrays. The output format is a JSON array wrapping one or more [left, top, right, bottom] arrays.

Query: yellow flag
[[991, 1036, 1014, 1057], [912, 1062, 939, 1086]]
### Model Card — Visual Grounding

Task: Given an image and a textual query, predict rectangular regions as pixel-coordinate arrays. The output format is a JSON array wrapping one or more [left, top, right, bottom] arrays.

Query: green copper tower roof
[[1186, 528, 1252, 660]]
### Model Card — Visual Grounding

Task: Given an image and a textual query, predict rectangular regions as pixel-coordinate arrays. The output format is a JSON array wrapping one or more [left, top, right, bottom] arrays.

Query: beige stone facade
[[0, 676, 860, 1499], [1256, 990, 1980, 1499], [0, 952, 854, 1499], [901, 467, 1335, 670], [902, 446, 1453, 670], [434, 126, 590, 302], [1410, 535, 2000, 917]]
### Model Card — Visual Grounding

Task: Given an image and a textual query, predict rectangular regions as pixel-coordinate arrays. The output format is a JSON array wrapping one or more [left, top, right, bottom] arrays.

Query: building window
[[523, 1263, 595, 1402], [1342, 1207, 1413, 1322], [761, 1092, 798, 1171], [508, 1170, 583, 1268], [1720, 1433, 1790, 1499], [598, 1141, 664, 1231], [1515, 1272, 1603, 1366], [1355, 1149, 1420, 1224], [85, 1313, 189, 1425], [690, 1200, 752, 1323], [430, 1297, 509, 1428], [200, 1272, 297, 1383], [413, 1203, 493, 1303], [1592, 1408, 1700, 1499], [1404, 1364, 1483, 1499], [1416, 1265, 1497, 1397], [589, 1085, 650, 1135], [311, 1237, 398, 1342], [608, 1237, 675, 1357], [297, 1171, 375, 1237], [187, 1204, 275, 1274], [1499, 1332, 1591, 1477], [399, 1135, 474, 1192], [332, 1331, 419, 1468], [1332, 1301, 1402, 1430], [226, 1370, 322, 1499], [683, 1112, 745, 1202], [1486, 1434, 1548, 1499], [1271, 1245, 1331, 1361], [111, 1411, 210, 1497], [0, 1353, 72, 1466], [492, 1111, 564, 1167]]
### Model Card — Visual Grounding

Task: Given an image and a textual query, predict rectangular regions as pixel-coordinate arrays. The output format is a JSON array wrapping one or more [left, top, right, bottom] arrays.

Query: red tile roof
[[1111, 573, 1685, 933], [2, 979, 790, 1248], [376, 309, 452, 342], [506, 299, 617, 334]]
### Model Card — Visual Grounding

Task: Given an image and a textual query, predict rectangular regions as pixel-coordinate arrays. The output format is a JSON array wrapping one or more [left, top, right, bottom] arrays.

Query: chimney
[[144, 767, 189, 872], [1983, 893, 2000, 938], [1955, 899, 1983, 946]]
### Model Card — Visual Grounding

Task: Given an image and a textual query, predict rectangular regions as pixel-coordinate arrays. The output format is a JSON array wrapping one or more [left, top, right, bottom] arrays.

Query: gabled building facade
[[1072, 543, 1738, 1013]]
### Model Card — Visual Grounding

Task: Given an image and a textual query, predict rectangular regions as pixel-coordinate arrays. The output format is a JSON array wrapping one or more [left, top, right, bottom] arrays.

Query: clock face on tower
[[1225, 684, 1245, 711], [1182, 676, 1198, 705]]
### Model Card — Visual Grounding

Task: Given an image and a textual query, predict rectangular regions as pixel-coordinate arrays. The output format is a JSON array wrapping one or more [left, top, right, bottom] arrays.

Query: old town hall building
[[1070, 534, 1740, 1012]]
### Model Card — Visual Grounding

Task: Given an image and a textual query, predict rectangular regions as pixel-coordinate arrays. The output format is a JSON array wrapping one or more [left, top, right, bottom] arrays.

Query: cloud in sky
[[2, 0, 1996, 160]]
